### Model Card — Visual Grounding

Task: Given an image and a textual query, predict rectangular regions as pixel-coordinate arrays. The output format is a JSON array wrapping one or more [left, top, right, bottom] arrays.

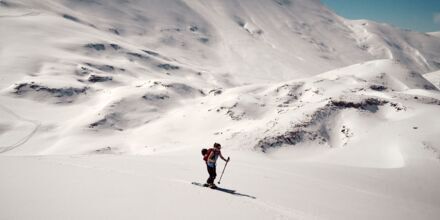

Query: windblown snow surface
[[1, 0, 440, 219]]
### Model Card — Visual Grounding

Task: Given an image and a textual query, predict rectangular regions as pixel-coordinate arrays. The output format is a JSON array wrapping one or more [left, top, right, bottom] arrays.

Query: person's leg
[[206, 165, 210, 184], [209, 166, 217, 188], [207, 165, 216, 184], [213, 166, 217, 182], [206, 165, 213, 184]]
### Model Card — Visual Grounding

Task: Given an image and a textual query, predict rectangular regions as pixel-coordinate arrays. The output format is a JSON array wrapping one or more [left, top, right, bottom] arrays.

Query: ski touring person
[[202, 143, 230, 189]]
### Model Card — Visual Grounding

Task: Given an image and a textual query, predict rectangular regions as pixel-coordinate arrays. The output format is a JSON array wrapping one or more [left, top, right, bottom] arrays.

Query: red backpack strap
[[203, 148, 214, 161]]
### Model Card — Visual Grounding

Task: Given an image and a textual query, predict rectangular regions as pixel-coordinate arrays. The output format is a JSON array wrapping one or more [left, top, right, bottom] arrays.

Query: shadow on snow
[[192, 182, 256, 199], [215, 186, 257, 199]]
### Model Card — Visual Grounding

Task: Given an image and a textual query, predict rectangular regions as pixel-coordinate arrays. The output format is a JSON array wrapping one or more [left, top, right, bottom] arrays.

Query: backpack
[[201, 148, 214, 161]]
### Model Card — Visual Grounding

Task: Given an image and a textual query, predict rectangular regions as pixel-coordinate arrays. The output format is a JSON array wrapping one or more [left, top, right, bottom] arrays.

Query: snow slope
[[1, 152, 440, 220], [424, 70, 440, 89], [1, 0, 440, 219]]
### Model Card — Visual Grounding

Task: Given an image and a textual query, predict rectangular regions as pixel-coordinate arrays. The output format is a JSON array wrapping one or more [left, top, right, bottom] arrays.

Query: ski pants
[[207, 165, 217, 184]]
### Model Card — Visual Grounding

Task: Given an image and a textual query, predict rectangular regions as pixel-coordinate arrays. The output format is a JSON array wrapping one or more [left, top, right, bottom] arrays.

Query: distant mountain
[[0, 0, 439, 155]]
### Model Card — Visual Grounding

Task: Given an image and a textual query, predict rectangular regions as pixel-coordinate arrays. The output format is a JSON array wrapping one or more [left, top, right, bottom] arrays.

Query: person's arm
[[219, 151, 229, 162]]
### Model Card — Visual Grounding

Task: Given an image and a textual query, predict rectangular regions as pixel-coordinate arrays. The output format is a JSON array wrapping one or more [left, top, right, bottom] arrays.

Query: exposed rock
[[142, 94, 170, 101], [85, 63, 115, 72], [109, 44, 121, 50], [108, 28, 120, 35], [341, 125, 353, 138], [89, 113, 123, 131], [227, 109, 245, 121], [75, 66, 91, 76], [198, 37, 209, 43], [189, 25, 198, 32], [370, 85, 387, 91], [84, 43, 105, 51], [257, 130, 319, 152], [274, 0, 292, 6], [14, 82, 88, 97], [330, 98, 388, 113], [209, 89, 222, 96], [157, 63, 180, 70], [142, 50, 159, 56], [0, 1, 10, 6], [94, 146, 113, 154], [390, 102, 405, 111], [256, 98, 389, 151], [127, 52, 149, 60], [88, 75, 112, 83], [62, 14, 80, 22], [275, 83, 303, 105]]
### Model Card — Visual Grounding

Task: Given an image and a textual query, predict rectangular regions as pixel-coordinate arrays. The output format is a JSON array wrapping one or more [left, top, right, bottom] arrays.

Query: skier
[[203, 143, 230, 189]]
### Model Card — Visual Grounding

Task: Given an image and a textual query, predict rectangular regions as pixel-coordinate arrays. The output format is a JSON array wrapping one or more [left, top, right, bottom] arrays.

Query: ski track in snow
[[0, 11, 40, 18], [0, 104, 41, 153]]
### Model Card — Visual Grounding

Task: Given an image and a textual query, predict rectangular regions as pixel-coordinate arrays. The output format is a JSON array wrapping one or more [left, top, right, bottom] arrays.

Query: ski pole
[[218, 157, 230, 184]]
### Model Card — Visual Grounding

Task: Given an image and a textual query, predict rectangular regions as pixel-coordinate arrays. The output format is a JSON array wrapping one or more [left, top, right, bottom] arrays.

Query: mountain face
[[0, 0, 439, 156]]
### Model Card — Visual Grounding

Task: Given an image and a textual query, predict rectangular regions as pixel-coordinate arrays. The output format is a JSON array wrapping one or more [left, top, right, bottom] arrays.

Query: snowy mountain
[[1, 0, 439, 154], [1, 0, 440, 219]]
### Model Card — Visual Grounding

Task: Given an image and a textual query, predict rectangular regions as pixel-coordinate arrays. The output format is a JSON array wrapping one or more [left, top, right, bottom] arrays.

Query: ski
[[191, 182, 236, 193]]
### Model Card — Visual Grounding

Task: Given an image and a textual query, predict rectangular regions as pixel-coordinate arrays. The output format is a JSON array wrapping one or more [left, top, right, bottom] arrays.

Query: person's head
[[213, 143, 221, 150]]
